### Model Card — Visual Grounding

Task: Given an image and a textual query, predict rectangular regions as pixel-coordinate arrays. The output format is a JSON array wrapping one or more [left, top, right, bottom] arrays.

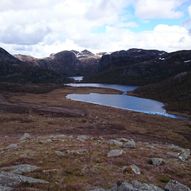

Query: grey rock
[[0, 185, 13, 191], [107, 149, 123, 157], [67, 149, 88, 155], [1, 164, 39, 175], [89, 181, 164, 191], [131, 180, 164, 191], [108, 139, 123, 147], [109, 181, 164, 191], [150, 158, 164, 166], [116, 182, 134, 191], [117, 138, 129, 142], [55, 149, 88, 157], [168, 144, 184, 151], [122, 139, 136, 148], [20, 133, 31, 142], [178, 149, 190, 161], [89, 188, 106, 191], [55, 151, 66, 157], [122, 165, 141, 175], [77, 135, 89, 142], [6, 144, 18, 150], [165, 180, 191, 191], [0, 171, 48, 187], [39, 139, 52, 144], [130, 165, 141, 175]]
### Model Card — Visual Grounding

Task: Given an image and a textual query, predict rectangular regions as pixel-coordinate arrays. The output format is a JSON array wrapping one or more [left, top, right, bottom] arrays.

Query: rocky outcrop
[[90, 180, 191, 191], [165, 180, 191, 191], [0, 164, 48, 190], [90, 180, 164, 191]]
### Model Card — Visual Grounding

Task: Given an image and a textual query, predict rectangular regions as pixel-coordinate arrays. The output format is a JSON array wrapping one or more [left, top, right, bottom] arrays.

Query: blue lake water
[[66, 83, 177, 118], [69, 76, 83, 82]]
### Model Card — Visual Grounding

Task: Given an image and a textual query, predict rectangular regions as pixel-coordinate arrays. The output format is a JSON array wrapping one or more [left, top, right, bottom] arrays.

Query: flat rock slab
[[165, 180, 191, 191], [0, 171, 48, 187], [1, 164, 39, 175], [89, 180, 164, 191], [0, 103, 86, 117], [0, 185, 13, 191]]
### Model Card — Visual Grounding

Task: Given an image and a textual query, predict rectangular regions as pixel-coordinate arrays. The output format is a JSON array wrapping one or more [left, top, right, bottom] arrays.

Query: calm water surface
[[66, 83, 177, 118]]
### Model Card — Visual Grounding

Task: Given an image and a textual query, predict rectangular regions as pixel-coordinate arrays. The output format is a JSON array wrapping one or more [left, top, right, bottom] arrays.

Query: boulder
[[165, 180, 191, 191], [150, 158, 165, 166], [20, 133, 31, 142], [107, 149, 123, 157], [110, 181, 164, 191], [130, 165, 141, 175], [0, 185, 13, 191], [55, 151, 66, 157], [178, 149, 190, 161], [1, 164, 39, 175], [0, 171, 48, 187], [6, 144, 18, 150], [108, 139, 123, 147], [122, 139, 136, 148], [122, 165, 141, 175]]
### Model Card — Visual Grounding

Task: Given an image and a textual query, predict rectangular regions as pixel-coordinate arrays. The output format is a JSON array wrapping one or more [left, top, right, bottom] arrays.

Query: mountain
[[39, 50, 78, 75], [15, 49, 101, 76], [14, 54, 40, 66], [86, 49, 191, 85], [0, 47, 68, 83], [0, 47, 26, 77]]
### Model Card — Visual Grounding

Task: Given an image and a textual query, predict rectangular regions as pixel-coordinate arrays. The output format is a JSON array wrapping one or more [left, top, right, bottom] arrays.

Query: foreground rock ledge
[[89, 180, 191, 191]]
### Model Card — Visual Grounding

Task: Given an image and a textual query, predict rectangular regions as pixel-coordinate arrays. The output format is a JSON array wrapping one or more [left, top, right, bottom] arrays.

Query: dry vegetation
[[0, 84, 191, 190]]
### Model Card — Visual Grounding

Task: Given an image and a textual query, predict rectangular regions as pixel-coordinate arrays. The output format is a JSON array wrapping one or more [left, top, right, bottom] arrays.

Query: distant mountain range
[[0, 47, 191, 114]]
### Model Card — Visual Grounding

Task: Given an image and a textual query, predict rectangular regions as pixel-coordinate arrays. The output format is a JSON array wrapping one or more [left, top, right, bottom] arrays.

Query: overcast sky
[[0, 0, 191, 57]]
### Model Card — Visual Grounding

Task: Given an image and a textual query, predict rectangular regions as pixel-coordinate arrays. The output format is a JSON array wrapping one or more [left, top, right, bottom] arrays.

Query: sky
[[0, 0, 191, 57]]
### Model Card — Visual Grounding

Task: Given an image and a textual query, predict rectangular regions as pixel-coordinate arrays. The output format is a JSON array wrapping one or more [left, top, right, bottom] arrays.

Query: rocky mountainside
[[86, 49, 191, 85], [15, 49, 101, 77]]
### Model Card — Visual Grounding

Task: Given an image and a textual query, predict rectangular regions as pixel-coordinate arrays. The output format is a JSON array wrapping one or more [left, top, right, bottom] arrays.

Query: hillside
[[134, 71, 191, 115], [86, 50, 191, 85]]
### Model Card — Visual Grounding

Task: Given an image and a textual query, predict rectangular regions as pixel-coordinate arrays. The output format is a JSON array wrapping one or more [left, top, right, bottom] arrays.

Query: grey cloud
[[0, 25, 51, 45]]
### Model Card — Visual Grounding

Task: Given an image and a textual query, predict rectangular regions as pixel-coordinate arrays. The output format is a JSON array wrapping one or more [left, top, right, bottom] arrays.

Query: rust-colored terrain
[[0, 84, 190, 191]]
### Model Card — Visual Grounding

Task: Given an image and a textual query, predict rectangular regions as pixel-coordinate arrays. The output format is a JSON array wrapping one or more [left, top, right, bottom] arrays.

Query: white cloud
[[0, 0, 190, 57], [134, 0, 185, 19]]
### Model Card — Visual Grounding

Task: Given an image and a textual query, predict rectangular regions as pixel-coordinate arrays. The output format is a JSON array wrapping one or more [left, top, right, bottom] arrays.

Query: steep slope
[[134, 71, 191, 115], [0, 47, 26, 77]]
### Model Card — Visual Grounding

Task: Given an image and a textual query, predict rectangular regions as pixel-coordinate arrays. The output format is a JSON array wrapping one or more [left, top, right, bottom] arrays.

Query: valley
[[0, 47, 191, 191]]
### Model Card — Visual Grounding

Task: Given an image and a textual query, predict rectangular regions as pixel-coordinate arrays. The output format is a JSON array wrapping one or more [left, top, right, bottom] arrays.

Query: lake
[[66, 83, 177, 119]]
